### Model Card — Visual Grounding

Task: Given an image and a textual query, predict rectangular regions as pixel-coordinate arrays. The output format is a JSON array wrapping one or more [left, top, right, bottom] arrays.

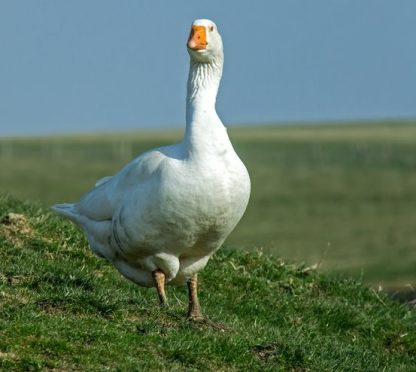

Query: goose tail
[[51, 203, 82, 225]]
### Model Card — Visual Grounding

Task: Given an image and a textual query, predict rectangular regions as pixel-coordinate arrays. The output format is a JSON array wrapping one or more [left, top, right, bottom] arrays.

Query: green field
[[0, 195, 415, 370], [1, 121, 416, 288]]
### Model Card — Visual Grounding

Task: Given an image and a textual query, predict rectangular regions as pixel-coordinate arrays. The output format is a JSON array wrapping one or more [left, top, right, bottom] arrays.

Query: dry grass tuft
[[0, 212, 33, 245]]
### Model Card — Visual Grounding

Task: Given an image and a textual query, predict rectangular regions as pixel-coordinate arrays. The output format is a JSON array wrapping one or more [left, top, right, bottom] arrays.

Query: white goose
[[52, 19, 250, 320]]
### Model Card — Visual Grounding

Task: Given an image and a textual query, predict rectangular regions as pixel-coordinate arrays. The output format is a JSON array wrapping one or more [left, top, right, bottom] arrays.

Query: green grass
[[0, 194, 415, 370], [1, 121, 416, 287]]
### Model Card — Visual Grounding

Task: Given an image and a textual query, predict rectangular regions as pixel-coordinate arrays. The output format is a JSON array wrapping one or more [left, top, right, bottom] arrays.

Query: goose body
[[53, 19, 250, 318]]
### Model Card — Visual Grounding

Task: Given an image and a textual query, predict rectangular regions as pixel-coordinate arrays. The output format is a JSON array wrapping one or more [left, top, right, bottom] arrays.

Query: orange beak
[[187, 25, 207, 50]]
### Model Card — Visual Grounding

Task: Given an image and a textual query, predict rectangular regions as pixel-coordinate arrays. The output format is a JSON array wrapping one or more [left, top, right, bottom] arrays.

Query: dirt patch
[[37, 300, 67, 315], [252, 343, 279, 362], [386, 288, 416, 308], [0, 291, 30, 305], [0, 212, 33, 245], [186, 318, 231, 332], [0, 351, 17, 360]]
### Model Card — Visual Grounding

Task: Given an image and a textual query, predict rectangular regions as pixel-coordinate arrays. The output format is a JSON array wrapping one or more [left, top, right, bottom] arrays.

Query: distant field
[[1, 121, 416, 287]]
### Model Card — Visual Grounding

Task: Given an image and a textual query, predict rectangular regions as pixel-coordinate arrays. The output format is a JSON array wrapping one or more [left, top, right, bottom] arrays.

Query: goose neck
[[186, 58, 223, 114], [183, 56, 226, 155]]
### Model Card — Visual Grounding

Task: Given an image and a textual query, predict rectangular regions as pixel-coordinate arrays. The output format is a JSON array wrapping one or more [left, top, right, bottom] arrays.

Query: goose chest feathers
[[52, 19, 251, 320]]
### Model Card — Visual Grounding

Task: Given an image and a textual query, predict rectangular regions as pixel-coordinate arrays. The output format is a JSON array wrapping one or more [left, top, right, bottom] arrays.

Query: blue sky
[[0, 1, 415, 136]]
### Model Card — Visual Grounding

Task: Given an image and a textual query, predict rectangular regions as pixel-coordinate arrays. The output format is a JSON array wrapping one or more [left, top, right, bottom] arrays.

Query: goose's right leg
[[187, 273, 203, 321]]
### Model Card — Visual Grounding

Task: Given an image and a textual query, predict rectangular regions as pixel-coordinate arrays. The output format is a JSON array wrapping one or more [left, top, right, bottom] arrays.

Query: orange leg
[[187, 273, 203, 320], [152, 269, 168, 307]]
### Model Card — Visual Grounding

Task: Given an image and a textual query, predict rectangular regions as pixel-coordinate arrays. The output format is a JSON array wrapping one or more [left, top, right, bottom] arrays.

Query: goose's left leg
[[152, 269, 168, 307], [187, 273, 203, 321]]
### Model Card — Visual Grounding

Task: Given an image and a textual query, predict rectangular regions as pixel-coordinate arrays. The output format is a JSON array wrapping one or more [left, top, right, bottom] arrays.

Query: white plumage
[[52, 19, 250, 319]]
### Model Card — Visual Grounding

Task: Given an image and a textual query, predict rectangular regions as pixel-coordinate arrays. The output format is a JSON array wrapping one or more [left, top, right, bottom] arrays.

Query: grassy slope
[[0, 195, 415, 371], [1, 121, 416, 287]]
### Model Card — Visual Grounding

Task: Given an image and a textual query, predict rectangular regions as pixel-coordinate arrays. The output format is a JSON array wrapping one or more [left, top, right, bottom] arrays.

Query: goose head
[[187, 19, 223, 63]]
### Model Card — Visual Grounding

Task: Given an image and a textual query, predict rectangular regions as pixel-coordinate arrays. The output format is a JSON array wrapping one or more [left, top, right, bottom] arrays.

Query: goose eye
[[209, 25, 214, 32]]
